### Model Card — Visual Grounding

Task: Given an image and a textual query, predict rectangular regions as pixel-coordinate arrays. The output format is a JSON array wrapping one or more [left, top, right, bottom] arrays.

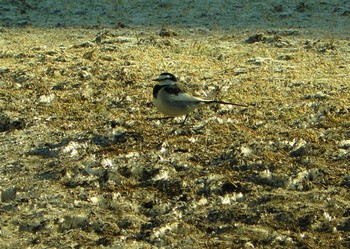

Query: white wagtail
[[152, 72, 247, 122]]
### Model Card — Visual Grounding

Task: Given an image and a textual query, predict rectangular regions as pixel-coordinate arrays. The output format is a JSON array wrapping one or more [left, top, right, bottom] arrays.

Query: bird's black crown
[[159, 72, 177, 82]]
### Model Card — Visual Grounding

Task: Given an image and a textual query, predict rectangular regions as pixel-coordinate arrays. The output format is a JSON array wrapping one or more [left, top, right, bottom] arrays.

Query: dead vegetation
[[0, 25, 349, 248]]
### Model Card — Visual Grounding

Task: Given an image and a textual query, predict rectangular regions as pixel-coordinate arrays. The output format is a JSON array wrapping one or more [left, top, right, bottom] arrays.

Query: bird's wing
[[169, 92, 209, 103]]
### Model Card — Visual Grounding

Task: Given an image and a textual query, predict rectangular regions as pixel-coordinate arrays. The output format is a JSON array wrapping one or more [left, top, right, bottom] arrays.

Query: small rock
[[233, 68, 248, 75], [1, 186, 17, 202], [38, 93, 55, 104], [289, 140, 308, 157], [73, 41, 94, 48], [342, 10, 350, 16], [341, 175, 350, 188], [0, 113, 25, 132], [267, 29, 301, 36], [337, 219, 350, 231], [15, 20, 29, 27], [272, 5, 284, 13], [303, 92, 330, 100], [0, 113, 11, 132], [246, 57, 268, 65], [19, 221, 46, 233], [0, 67, 10, 74], [296, 2, 310, 12], [277, 54, 293, 60], [245, 33, 264, 43], [115, 21, 127, 28], [339, 140, 350, 149], [59, 215, 89, 232], [83, 50, 94, 60], [159, 28, 177, 37]]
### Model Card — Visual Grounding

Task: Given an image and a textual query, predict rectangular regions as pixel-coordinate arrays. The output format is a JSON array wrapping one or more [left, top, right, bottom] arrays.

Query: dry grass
[[0, 27, 349, 248]]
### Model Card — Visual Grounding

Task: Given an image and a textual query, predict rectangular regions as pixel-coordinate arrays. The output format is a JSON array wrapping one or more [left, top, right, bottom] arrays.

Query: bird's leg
[[180, 115, 189, 126]]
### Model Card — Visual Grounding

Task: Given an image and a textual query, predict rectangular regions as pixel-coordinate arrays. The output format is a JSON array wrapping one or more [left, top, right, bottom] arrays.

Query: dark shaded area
[[0, 0, 349, 36], [26, 131, 142, 158], [0, 113, 25, 132]]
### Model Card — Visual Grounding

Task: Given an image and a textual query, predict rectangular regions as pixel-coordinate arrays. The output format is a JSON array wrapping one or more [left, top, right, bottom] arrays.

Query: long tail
[[205, 100, 248, 107]]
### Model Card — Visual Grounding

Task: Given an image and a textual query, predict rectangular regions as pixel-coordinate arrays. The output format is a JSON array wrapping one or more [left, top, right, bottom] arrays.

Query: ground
[[0, 1, 350, 248]]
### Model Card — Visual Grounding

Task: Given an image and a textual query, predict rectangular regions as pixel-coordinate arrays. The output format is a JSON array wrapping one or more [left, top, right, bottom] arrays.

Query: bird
[[152, 72, 247, 122]]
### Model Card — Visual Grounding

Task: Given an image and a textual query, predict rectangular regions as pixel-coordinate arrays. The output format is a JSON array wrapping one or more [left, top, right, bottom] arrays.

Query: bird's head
[[153, 72, 177, 86]]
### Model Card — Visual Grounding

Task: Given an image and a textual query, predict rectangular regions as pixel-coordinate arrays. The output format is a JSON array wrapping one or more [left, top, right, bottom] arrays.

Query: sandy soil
[[0, 1, 350, 248]]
